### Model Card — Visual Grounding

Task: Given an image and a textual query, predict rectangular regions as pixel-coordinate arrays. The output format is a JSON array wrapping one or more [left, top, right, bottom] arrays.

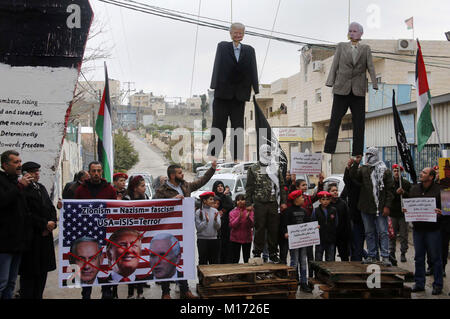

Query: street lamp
[[445, 31, 450, 41]]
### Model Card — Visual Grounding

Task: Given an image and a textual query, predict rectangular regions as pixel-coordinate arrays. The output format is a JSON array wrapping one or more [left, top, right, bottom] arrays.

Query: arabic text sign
[[290, 152, 322, 175], [402, 197, 436, 222], [287, 222, 320, 250]]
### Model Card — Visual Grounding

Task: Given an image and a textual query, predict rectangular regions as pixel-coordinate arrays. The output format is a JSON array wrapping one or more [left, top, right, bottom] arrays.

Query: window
[[250, 110, 253, 121], [315, 89, 322, 103]]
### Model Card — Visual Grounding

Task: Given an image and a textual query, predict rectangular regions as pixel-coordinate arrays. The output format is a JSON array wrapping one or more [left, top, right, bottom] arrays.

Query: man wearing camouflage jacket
[[245, 145, 287, 263]]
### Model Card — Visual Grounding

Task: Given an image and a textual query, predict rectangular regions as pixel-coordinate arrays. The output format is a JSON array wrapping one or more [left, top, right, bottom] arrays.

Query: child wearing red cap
[[312, 191, 337, 262], [281, 190, 312, 293], [229, 194, 254, 264], [195, 192, 221, 265]]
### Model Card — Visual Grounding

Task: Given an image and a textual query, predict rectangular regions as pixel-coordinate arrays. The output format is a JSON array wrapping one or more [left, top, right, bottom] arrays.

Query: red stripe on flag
[[106, 200, 182, 208], [416, 41, 429, 96], [62, 246, 184, 261], [106, 223, 183, 233], [104, 211, 183, 220]]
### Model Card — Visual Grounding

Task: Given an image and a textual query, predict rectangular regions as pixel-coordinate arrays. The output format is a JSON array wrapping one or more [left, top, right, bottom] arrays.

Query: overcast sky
[[84, 0, 450, 101]]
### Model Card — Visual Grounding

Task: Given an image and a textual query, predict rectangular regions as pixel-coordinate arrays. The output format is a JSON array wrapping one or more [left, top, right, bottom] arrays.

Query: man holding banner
[[405, 167, 443, 295]]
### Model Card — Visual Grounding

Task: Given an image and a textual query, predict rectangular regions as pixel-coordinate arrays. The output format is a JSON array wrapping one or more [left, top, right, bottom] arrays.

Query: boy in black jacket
[[282, 190, 312, 293], [328, 183, 351, 261], [312, 191, 337, 262]]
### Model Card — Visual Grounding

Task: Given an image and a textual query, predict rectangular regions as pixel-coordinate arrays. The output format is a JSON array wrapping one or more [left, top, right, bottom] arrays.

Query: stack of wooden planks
[[196, 263, 298, 299], [311, 261, 414, 299]]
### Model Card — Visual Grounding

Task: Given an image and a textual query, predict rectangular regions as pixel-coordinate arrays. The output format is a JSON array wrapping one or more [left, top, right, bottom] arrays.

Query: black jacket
[[0, 170, 31, 253], [341, 167, 363, 224], [329, 197, 351, 241], [212, 181, 234, 241], [19, 182, 57, 275], [210, 41, 259, 102], [408, 182, 441, 232], [281, 205, 308, 235], [390, 177, 411, 218], [312, 206, 337, 245]]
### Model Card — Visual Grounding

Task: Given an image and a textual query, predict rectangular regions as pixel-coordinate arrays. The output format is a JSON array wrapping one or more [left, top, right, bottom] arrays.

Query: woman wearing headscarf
[[212, 180, 234, 264], [123, 175, 150, 299]]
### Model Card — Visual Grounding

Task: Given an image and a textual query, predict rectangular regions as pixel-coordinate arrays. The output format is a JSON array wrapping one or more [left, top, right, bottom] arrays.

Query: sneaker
[[180, 290, 199, 299], [382, 257, 392, 267], [432, 287, 442, 295], [269, 254, 280, 264], [127, 295, 135, 299], [161, 293, 171, 299], [411, 285, 425, 293], [300, 283, 313, 293], [400, 253, 407, 263], [389, 255, 398, 266], [136, 294, 145, 299]]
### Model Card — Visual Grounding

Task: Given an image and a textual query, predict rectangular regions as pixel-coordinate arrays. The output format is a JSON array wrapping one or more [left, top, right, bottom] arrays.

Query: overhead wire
[[189, 0, 202, 98], [98, 0, 450, 70], [259, 0, 282, 82]]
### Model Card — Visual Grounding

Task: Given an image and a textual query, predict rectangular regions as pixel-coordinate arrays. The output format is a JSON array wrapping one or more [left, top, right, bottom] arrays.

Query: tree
[[114, 130, 139, 172]]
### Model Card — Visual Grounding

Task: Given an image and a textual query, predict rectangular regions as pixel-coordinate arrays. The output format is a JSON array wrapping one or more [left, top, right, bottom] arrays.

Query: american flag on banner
[[59, 198, 196, 288]]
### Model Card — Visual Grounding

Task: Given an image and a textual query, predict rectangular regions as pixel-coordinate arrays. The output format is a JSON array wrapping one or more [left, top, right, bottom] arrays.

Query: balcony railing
[[368, 83, 412, 112]]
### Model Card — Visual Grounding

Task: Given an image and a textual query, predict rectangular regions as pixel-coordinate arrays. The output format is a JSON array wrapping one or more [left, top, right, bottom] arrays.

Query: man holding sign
[[405, 167, 443, 295]]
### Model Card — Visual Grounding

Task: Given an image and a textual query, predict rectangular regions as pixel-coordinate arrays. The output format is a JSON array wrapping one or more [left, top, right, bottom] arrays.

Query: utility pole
[[123, 81, 135, 105]]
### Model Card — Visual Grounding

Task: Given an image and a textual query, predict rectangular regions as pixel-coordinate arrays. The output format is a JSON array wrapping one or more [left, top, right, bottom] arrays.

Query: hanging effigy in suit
[[207, 22, 259, 162], [324, 22, 378, 157]]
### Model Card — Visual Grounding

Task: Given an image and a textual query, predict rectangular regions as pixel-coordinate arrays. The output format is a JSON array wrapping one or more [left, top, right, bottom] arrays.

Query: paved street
[[18, 134, 450, 299]]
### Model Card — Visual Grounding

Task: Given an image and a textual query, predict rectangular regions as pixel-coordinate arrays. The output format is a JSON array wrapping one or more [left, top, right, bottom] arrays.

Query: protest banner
[[287, 222, 320, 250], [441, 189, 450, 216], [402, 197, 437, 222], [59, 198, 196, 288], [438, 158, 450, 189], [290, 152, 322, 175]]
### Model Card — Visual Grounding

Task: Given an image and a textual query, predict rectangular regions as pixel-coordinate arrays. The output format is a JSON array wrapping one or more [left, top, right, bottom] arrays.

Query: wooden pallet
[[197, 283, 297, 299], [311, 261, 413, 299], [197, 263, 297, 287], [197, 263, 298, 299]]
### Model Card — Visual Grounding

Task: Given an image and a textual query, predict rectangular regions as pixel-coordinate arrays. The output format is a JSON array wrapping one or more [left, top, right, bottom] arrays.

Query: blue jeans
[[350, 221, 365, 261], [0, 253, 21, 299], [361, 212, 389, 258], [413, 230, 443, 289], [315, 244, 336, 261], [290, 247, 308, 284]]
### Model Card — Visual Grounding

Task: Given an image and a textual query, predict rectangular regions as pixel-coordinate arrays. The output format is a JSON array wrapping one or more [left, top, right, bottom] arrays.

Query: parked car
[[191, 173, 247, 201], [126, 173, 154, 199], [215, 162, 238, 174], [230, 161, 257, 175]]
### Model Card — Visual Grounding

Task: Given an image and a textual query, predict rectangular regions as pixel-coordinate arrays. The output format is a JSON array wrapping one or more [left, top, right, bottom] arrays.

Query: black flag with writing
[[253, 95, 288, 183], [392, 90, 417, 184]]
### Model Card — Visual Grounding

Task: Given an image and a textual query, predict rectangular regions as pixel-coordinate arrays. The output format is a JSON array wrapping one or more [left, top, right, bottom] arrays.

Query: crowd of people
[[1, 147, 449, 300]]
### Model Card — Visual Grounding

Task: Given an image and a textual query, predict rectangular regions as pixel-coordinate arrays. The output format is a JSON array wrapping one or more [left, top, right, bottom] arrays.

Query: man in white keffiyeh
[[245, 144, 287, 263], [349, 147, 395, 266]]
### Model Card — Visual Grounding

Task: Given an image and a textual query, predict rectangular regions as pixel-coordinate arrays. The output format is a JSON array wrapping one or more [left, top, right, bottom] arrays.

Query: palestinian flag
[[415, 40, 434, 153], [95, 63, 114, 182], [404, 17, 414, 30]]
